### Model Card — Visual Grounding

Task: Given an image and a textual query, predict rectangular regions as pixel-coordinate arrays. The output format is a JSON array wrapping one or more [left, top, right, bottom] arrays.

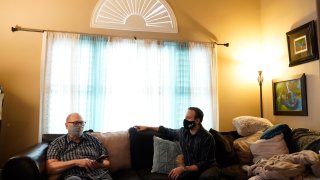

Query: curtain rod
[[11, 25, 229, 47]]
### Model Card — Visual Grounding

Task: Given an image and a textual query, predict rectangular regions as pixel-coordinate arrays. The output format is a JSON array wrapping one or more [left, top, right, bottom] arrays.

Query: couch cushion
[[151, 136, 181, 174], [221, 165, 249, 180], [42, 134, 64, 143], [110, 169, 141, 180], [232, 116, 273, 136], [209, 129, 239, 167], [233, 131, 262, 165], [128, 127, 173, 170], [137, 169, 171, 180], [90, 131, 131, 173]]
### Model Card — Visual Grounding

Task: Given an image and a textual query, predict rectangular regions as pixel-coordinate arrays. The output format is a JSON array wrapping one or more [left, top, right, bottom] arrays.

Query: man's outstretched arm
[[134, 125, 159, 132]]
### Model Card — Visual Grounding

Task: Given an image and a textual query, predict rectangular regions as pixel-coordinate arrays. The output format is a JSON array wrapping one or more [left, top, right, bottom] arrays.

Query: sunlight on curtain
[[40, 32, 217, 134]]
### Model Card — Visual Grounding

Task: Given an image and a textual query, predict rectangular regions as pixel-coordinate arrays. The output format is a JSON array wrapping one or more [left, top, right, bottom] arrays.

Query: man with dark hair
[[46, 113, 113, 180], [135, 107, 220, 180], [188, 107, 204, 122]]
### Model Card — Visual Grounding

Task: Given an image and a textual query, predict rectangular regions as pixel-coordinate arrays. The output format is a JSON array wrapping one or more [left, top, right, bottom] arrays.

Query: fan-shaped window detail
[[91, 0, 178, 33]]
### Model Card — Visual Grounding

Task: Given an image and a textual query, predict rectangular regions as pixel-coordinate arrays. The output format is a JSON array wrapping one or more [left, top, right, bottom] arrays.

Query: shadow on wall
[[157, 0, 219, 42], [177, 9, 218, 42], [0, 90, 40, 167]]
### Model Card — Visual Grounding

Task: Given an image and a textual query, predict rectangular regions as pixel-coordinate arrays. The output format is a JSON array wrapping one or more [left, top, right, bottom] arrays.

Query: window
[[91, 0, 178, 33], [40, 32, 217, 133]]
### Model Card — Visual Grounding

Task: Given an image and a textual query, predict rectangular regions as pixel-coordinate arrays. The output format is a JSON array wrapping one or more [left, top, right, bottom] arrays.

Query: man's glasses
[[67, 121, 86, 126]]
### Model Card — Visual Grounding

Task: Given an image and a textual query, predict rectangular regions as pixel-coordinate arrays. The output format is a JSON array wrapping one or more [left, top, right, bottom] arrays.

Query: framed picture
[[286, 20, 319, 67], [272, 73, 307, 116]]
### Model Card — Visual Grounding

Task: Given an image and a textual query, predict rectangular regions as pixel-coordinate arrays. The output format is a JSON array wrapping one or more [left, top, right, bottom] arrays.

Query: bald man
[[46, 113, 113, 180]]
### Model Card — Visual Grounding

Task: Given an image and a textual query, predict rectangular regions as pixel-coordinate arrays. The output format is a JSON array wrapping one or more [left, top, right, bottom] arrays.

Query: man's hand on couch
[[168, 167, 185, 179]]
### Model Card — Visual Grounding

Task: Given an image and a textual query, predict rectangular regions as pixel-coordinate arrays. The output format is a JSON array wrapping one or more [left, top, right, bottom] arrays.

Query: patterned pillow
[[151, 136, 181, 174]]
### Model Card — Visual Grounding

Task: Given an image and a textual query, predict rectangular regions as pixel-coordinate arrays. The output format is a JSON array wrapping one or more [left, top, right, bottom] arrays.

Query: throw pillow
[[128, 127, 173, 170], [209, 129, 238, 167], [260, 124, 291, 139], [260, 124, 292, 148], [250, 133, 289, 163], [90, 131, 131, 172], [232, 116, 273, 136], [233, 131, 262, 165], [151, 136, 181, 174]]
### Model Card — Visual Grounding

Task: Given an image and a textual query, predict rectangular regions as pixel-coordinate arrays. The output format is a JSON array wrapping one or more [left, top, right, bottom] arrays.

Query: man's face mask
[[68, 125, 83, 138], [183, 119, 196, 130]]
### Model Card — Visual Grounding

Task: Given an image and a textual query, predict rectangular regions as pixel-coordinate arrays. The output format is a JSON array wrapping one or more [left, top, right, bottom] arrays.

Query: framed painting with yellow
[[272, 74, 307, 116]]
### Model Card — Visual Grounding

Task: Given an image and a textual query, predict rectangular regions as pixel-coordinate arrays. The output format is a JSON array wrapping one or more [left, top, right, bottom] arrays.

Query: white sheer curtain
[[40, 32, 217, 134]]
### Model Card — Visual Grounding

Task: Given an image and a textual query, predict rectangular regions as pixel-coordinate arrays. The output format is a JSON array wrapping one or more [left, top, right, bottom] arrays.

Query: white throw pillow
[[250, 133, 289, 163], [232, 116, 273, 136]]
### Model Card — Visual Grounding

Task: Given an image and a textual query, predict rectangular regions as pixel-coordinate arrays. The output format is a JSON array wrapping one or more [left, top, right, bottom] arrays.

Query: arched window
[[90, 0, 178, 33]]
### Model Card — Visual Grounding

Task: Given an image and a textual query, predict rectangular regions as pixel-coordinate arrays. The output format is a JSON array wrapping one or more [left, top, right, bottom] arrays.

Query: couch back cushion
[[90, 131, 131, 172], [128, 127, 173, 170], [42, 134, 64, 143], [209, 129, 240, 167]]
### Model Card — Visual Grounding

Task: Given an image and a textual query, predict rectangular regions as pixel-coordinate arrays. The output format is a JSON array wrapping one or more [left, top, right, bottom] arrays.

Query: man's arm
[[135, 126, 180, 142], [46, 158, 98, 175], [134, 125, 159, 132]]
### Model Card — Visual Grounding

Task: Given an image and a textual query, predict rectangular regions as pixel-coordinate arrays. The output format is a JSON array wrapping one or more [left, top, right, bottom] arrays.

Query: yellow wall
[[261, 0, 320, 130], [0, 0, 317, 166], [0, 0, 261, 165]]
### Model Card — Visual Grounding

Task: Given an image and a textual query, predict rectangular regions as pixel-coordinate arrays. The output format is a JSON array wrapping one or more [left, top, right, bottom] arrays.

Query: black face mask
[[183, 119, 196, 130]]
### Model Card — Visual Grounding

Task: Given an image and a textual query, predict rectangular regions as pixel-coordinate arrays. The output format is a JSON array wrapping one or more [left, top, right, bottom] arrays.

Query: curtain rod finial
[[11, 25, 21, 32], [214, 42, 229, 47], [11, 27, 17, 32]]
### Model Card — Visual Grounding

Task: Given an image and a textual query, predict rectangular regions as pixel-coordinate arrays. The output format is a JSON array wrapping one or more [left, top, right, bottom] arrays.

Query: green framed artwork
[[272, 73, 308, 116], [286, 20, 319, 67]]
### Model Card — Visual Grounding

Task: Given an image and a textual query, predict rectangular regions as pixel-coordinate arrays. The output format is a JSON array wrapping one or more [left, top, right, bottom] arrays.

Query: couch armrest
[[2, 143, 48, 180]]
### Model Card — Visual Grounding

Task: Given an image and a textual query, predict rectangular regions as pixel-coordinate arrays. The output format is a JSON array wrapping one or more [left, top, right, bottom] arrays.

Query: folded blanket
[[248, 150, 320, 180], [289, 128, 320, 153]]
